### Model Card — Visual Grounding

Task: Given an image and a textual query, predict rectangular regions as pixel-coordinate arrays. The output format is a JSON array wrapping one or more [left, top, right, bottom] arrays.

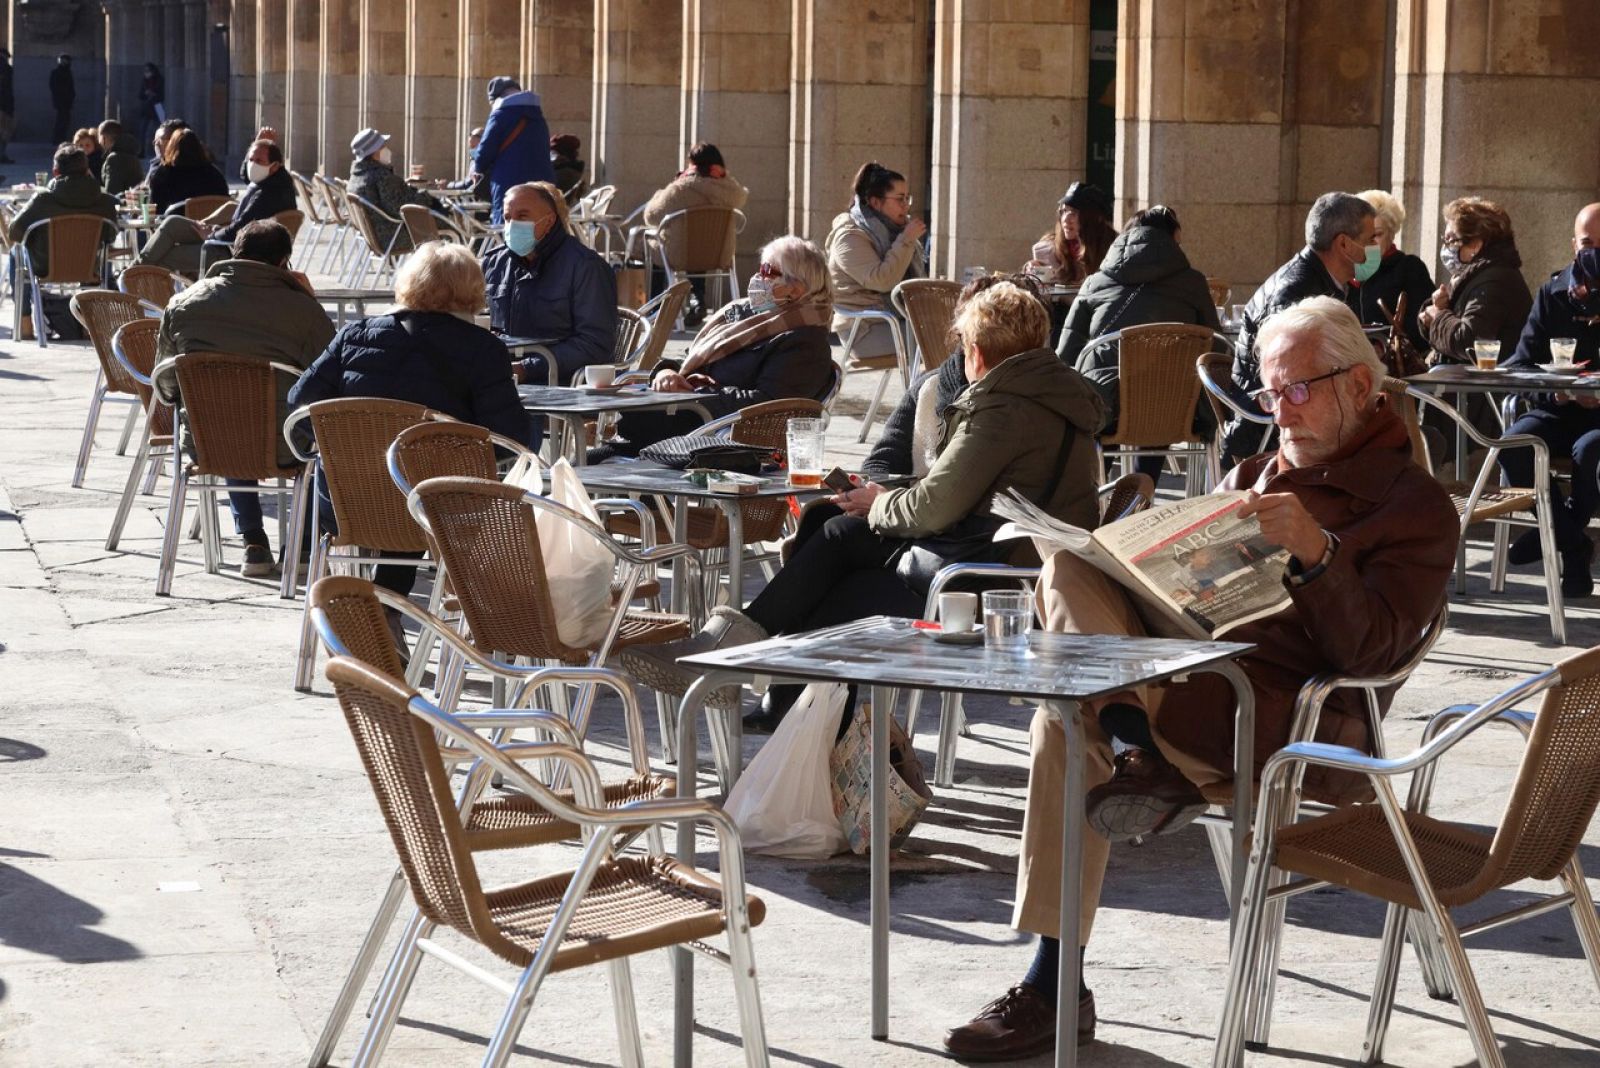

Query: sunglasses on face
[[756, 262, 785, 280], [1252, 367, 1351, 413]]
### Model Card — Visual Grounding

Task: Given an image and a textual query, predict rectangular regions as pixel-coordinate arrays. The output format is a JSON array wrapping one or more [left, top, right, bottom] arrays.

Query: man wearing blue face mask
[[481, 181, 616, 386]]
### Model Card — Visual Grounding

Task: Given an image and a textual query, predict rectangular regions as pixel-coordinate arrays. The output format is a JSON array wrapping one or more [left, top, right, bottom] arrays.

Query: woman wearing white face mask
[[606, 235, 837, 454], [347, 126, 444, 255], [135, 136, 300, 277]]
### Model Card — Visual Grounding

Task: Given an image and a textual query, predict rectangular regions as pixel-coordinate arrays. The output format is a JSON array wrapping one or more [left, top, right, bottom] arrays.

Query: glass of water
[[1551, 337, 1579, 365], [982, 590, 1032, 651]]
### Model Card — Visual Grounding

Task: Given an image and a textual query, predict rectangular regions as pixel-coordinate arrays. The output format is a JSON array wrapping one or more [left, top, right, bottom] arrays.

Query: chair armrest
[[924, 563, 1041, 619], [281, 405, 318, 462], [111, 337, 154, 388], [690, 411, 740, 438], [589, 497, 658, 550], [616, 370, 652, 385], [1196, 353, 1273, 427], [512, 343, 560, 386], [451, 710, 579, 745]]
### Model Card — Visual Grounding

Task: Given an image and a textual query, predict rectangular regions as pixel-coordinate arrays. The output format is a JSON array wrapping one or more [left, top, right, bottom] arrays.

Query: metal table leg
[[1053, 699, 1085, 1068], [871, 684, 892, 1039], [1215, 662, 1256, 920]]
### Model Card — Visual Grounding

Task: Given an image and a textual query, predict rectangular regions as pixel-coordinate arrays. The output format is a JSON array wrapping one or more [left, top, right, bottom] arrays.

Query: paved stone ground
[[2, 147, 1599, 1066]]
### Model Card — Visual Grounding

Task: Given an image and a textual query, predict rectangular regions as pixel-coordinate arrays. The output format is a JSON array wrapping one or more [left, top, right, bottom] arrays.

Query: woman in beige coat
[[826, 160, 928, 358]]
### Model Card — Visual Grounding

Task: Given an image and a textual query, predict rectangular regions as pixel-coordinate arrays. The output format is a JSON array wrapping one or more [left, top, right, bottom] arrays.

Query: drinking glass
[[785, 418, 826, 488], [1473, 339, 1501, 370], [1216, 305, 1229, 329], [1230, 303, 1248, 327], [408, 163, 425, 181], [982, 590, 1032, 651], [34, 171, 49, 186], [1551, 337, 1579, 365]]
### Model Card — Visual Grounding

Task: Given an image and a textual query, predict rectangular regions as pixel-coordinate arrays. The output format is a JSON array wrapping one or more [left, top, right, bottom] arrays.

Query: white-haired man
[[944, 296, 1457, 1061]]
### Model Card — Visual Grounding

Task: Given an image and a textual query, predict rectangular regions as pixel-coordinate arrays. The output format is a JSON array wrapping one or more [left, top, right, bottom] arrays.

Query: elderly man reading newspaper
[[943, 296, 1458, 1061]]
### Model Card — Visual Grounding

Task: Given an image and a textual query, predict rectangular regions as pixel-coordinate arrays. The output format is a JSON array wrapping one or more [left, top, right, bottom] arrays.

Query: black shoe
[[742, 684, 802, 735], [1561, 536, 1595, 599], [239, 542, 276, 578], [682, 304, 706, 330], [1507, 528, 1544, 567]]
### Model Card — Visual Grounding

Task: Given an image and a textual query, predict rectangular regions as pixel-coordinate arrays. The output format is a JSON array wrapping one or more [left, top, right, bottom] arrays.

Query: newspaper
[[993, 489, 1293, 639]]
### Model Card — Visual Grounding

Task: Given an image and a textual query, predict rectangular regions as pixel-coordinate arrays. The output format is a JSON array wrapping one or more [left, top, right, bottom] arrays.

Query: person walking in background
[[472, 77, 555, 225], [137, 63, 165, 148], [49, 54, 75, 144], [0, 48, 15, 164]]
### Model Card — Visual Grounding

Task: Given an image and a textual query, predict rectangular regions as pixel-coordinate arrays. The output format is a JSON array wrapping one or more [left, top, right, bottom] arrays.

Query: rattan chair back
[[70, 290, 148, 395], [324, 657, 497, 939], [172, 352, 300, 481], [111, 319, 173, 439], [346, 193, 397, 257], [409, 476, 588, 663], [182, 195, 233, 222], [310, 574, 409, 680], [289, 171, 327, 224], [1097, 472, 1155, 527], [729, 399, 825, 542], [1381, 377, 1432, 470], [613, 307, 649, 367], [118, 264, 182, 309], [1479, 646, 1600, 888], [659, 206, 739, 274], [41, 214, 114, 284], [1101, 323, 1214, 447], [634, 281, 692, 371], [399, 204, 445, 247], [308, 398, 433, 553], [312, 174, 349, 225], [892, 279, 963, 374], [273, 209, 305, 242], [389, 420, 502, 491]]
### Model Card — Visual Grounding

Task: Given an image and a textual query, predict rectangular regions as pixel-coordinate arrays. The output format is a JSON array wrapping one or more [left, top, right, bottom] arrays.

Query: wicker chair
[[644, 206, 745, 323], [340, 191, 407, 288], [891, 278, 963, 375], [311, 173, 355, 274], [150, 352, 312, 597], [117, 263, 184, 309], [13, 214, 119, 349], [175, 195, 235, 223], [289, 170, 331, 261], [303, 575, 678, 1068], [1403, 385, 1566, 644], [907, 474, 1158, 786], [104, 319, 174, 552], [68, 290, 154, 488], [273, 208, 305, 242], [835, 306, 912, 441], [1214, 646, 1600, 1068], [284, 398, 440, 691], [1088, 323, 1223, 495], [631, 280, 692, 372], [1197, 350, 1277, 461], [399, 203, 468, 248], [320, 654, 768, 1068]]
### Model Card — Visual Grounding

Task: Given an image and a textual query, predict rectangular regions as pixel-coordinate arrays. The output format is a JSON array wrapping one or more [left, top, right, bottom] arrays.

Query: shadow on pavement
[[0, 864, 143, 970]]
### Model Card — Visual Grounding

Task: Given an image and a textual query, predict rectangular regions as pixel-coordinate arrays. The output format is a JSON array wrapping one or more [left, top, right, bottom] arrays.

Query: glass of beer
[[1473, 338, 1501, 370], [785, 418, 826, 488]]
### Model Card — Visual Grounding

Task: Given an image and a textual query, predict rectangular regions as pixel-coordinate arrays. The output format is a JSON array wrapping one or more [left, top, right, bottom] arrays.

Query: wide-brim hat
[[1060, 181, 1112, 220], [350, 127, 390, 160]]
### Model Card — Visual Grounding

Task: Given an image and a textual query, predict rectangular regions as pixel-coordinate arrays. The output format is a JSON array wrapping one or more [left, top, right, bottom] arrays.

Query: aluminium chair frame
[[104, 319, 173, 552], [834, 307, 912, 442], [13, 214, 119, 349]]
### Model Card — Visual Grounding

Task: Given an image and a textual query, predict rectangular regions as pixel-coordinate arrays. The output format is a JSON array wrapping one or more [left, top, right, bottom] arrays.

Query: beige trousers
[[1012, 551, 1227, 943]]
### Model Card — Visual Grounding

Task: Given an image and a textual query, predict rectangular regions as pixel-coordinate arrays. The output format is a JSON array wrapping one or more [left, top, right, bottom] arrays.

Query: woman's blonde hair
[[953, 280, 1050, 363], [1356, 189, 1406, 239], [759, 235, 830, 301], [395, 241, 486, 315]]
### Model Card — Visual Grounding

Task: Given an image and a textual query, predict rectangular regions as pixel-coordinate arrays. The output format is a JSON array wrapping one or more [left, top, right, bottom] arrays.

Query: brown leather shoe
[[942, 984, 1095, 1061], [1086, 747, 1207, 843]]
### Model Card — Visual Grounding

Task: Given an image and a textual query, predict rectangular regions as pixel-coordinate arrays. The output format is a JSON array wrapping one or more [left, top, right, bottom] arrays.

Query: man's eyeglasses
[[1252, 367, 1351, 413]]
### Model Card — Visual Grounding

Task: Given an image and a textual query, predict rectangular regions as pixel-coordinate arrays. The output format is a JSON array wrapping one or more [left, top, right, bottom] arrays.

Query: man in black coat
[[0, 48, 15, 163], [136, 139, 299, 277], [1225, 192, 1376, 462], [1498, 203, 1600, 597], [49, 54, 74, 144]]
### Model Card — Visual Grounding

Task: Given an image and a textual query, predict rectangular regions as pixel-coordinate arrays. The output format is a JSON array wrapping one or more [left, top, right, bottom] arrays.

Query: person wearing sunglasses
[[605, 235, 836, 454], [826, 160, 927, 360], [943, 296, 1456, 1061]]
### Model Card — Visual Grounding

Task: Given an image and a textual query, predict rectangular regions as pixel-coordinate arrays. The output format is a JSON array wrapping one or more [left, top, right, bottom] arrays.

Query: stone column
[[103, 0, 147, 124], [680, 0, 791, 255], [1116, 0, 1386, 293], [525, 0, 595, 142], [354, 0, 406, 177], [255, 0, 288, 136], [928, 0, 1088, 276], [457, 0, 523, 178], [592, 0, 682, 213], [1392, 0, 1600, 289], [162, 0, 189, 127], [282, 0, 319, 171], [400, 0, 460, 182], [789, 0, 930, 245], [318, 0, 360, 176], [229, 0, 257, 161]]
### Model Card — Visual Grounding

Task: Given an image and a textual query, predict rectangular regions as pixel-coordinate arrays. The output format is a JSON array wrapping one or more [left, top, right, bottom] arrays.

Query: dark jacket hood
[[956, 347, 1105, 434], [48, 173, 111, 208], [111, 131, 140, 155], [1098, 225, 1193, 286]]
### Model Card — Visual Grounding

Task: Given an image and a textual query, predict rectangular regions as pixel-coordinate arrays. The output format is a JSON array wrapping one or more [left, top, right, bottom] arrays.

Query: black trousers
[[744, 509, 923, 636], [53, 107, 71, 143]]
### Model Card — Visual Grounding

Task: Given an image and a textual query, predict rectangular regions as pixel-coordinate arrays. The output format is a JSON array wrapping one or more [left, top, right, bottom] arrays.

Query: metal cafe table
[[575, 459, 812, 612], [518, 384, 713, 466], [314, 286, 394, 325], [671, 617, 1255, 1068]]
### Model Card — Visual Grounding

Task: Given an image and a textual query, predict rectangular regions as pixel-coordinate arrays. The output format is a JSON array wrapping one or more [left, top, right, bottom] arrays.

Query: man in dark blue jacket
[[1498, 203, 1600, 596], [473, 77, 555, 225], [482, 181, 616, 386]]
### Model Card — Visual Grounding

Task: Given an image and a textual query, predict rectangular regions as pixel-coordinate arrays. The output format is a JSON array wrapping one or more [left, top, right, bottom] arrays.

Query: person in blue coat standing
[[473, 76, 555, 225]]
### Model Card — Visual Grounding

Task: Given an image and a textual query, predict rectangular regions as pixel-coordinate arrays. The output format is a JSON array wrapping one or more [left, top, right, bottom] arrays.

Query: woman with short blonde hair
[[395, 240, 487, 315]]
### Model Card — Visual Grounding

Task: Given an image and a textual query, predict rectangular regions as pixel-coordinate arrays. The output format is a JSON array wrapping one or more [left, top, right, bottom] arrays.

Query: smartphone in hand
[[822, 467, 856, 493]]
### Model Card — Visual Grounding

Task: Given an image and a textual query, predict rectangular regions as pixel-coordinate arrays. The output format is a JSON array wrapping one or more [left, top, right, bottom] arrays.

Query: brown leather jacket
[[1156, 403, 1458, 802]]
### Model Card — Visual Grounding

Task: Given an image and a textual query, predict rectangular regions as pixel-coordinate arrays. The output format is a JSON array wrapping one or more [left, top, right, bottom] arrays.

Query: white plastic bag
[[534, 458, 614, 649], [724, 683, 851, 858]]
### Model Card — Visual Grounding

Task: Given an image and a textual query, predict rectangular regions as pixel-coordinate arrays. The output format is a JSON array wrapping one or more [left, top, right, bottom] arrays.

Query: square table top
[[518, 384, 713, 415], [314, 287, 395, 301], [575, 458, 804, 500], [678, 615, 1253, 700], [1407, 364, 1600, 394]]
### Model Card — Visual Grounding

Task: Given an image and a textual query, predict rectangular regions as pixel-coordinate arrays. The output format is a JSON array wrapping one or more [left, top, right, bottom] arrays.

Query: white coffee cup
[[938, 591, 978, 633], [585, 364, 617, 388]]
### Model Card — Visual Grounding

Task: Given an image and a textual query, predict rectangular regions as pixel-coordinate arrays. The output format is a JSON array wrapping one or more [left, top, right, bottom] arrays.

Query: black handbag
[[640, 434, 774, 474]]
